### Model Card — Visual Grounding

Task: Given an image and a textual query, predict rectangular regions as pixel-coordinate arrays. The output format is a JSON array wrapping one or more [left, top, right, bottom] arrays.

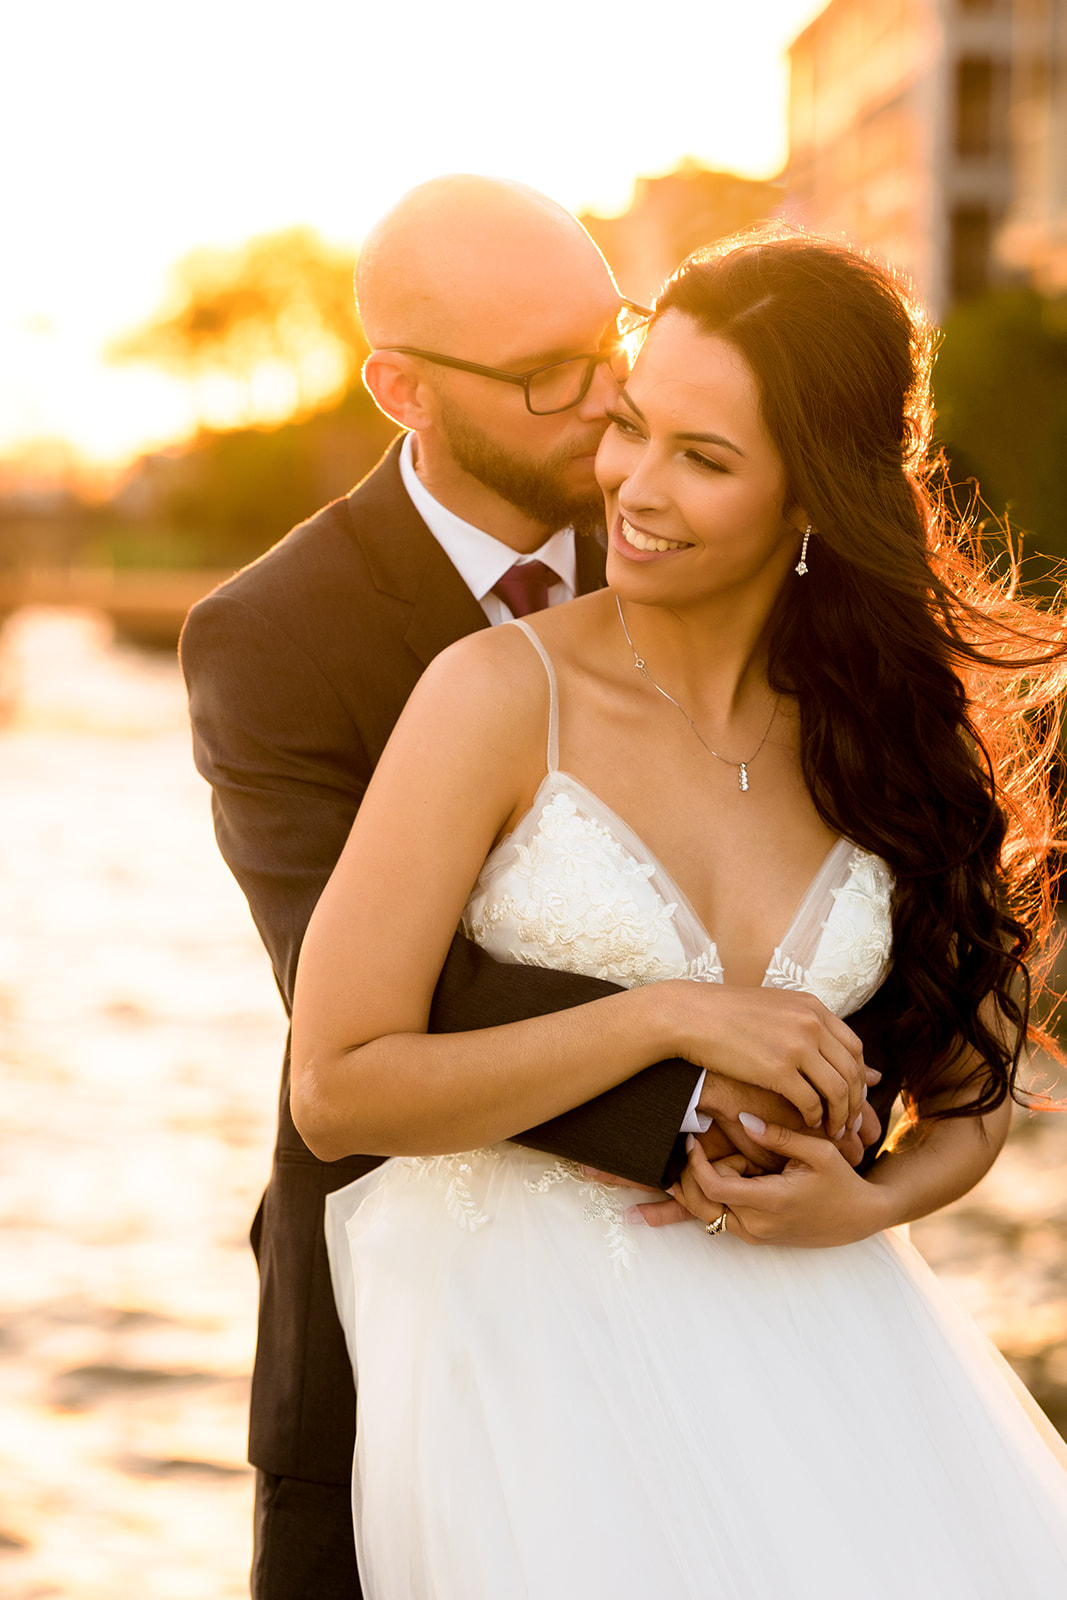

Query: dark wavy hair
[[655, 226, 1067, 1119]]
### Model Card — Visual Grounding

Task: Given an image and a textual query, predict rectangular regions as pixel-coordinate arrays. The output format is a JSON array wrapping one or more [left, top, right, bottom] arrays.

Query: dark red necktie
[[491, 560, 561, 618]]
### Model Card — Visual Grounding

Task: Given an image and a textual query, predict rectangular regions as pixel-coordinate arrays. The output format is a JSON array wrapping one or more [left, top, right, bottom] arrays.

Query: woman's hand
[[669, 1114, 891, 1248], [668, 983, 870, 1139]]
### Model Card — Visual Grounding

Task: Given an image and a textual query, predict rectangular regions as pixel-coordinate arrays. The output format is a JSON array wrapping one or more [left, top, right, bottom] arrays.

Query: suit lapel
[[345, 439, 608, 664], [405, 552, 490, 666], [344, 439, 490, 666]]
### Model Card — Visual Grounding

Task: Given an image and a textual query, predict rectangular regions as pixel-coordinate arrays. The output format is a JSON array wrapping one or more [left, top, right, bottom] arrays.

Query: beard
[[435, 399, 605, 537]]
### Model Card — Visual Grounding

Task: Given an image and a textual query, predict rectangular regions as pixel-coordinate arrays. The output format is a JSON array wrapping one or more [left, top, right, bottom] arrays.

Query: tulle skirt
[[325, 1143, 1067, 1599]]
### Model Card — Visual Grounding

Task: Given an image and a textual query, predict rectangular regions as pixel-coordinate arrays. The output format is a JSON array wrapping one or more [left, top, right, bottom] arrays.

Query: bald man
[[179, 176, 708, 1599]]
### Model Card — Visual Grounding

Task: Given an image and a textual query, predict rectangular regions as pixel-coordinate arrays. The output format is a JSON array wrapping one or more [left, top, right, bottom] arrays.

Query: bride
[[290, 230, 1067, 1597]]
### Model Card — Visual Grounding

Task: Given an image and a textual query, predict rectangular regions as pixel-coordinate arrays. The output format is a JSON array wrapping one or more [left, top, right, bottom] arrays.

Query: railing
[[0, 567, 237, 649]]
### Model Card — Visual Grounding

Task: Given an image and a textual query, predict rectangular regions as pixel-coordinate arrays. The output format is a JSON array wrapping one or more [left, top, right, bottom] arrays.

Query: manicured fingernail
[[862, 1085, 868, 1101], [833, 1127, 846, 1141], [580, 1165, 596, 1179], [685, 1134, 696, 1153], [624, 1205, 649, 1226], [738, 1112, 766, 1136], [851, 1112, 863, 1132]]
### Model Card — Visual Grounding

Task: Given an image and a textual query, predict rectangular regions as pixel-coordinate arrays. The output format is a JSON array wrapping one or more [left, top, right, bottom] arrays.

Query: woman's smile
[[616, 515, 694, 556]]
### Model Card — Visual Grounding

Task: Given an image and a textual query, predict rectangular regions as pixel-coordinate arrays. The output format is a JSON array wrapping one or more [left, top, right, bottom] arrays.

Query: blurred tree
[[934, 288, 1067, 571], [109, 228, 366, 427], [104, 225, 398, 567], [110, 385, 396, 570]]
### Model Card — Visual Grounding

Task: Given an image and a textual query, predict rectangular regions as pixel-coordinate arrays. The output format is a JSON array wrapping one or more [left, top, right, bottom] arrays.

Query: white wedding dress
[[326, 622, 1067, 1599]]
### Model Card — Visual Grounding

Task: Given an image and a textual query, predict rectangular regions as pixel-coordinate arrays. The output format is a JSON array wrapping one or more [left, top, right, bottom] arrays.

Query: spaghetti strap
[[505, 620, 559, 773]]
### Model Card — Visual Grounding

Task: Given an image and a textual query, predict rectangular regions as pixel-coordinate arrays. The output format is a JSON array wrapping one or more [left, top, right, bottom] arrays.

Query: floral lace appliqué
[[403, 1149, 635, 1268], [465, 791, 695, 987], [763, 949, 809, 992], [763, 849, 893, 1017], [684, 948, 725, 984], [406, 1149, 503, 1232], [525, 1159, 634, 1270]]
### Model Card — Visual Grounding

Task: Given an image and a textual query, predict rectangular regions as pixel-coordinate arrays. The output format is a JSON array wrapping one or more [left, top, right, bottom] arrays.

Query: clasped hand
[[583, 984, 884, 1242], [675, 982, 870, 1139], [667, 1118, 889, 1248]]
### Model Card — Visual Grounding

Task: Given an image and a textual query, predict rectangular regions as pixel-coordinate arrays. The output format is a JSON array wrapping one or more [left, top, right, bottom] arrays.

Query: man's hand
[[699, 1072, 882, 1167], [614, 1077, 882, 1229]]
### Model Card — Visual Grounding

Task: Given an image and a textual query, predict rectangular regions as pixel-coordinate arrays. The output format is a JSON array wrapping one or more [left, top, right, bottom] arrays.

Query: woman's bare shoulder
[[511, 590, 617, 666], [529, 588, 613, 633], [397, 622, 554, 770], [411, 592, 617, 729], [419, 618, 551, 696]]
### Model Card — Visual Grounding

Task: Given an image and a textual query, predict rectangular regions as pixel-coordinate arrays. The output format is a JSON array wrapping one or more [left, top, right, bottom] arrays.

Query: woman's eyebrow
[[677, 430, 746, 457], [618, 388, 746, 457]]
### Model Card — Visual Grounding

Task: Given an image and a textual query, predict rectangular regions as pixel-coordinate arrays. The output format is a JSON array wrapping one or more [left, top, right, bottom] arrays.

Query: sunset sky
[[6, 0, 826, 469]]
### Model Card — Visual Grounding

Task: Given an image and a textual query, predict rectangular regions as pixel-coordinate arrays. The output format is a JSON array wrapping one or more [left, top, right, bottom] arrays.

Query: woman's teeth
[[621, 519, 690, 554]]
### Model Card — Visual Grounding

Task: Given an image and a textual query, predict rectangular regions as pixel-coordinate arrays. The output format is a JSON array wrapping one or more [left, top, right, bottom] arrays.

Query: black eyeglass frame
[[373, 299, 653, 415]]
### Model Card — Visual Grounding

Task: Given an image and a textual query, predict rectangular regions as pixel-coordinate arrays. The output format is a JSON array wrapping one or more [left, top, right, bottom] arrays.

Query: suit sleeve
[[181, 591, 369, 1004], [180, 590, 700, 1189]]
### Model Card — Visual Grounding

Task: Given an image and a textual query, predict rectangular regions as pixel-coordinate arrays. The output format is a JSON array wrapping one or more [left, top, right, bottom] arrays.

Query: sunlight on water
[[0, 607, 1065, 1597], [0, 609, 284, 1599]]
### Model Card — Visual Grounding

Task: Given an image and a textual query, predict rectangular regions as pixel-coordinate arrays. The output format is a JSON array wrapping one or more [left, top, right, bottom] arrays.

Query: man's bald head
[[356, 176, 627, 547], [356, 174, 616, 356]]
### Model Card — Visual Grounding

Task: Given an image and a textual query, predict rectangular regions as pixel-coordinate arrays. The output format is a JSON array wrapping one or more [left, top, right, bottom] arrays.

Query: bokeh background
[[3, 1, 1066, 1594]]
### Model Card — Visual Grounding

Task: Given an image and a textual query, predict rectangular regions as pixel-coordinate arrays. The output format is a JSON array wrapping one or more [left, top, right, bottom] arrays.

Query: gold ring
[[705, 1208, 729, 1236]]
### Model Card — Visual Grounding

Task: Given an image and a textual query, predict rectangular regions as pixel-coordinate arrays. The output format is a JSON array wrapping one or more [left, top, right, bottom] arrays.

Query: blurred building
[[998, 0, 1067, 292], [580, 162, 781, 305], [784, 0, 1023, 318]]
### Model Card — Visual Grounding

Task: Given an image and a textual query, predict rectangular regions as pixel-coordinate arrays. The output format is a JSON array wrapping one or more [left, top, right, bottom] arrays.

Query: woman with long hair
[[291, 229, 1067, 1597]]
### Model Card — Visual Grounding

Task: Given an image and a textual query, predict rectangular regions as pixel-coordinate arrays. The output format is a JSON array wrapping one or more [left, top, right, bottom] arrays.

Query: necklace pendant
[[615, 593, 777, 794]]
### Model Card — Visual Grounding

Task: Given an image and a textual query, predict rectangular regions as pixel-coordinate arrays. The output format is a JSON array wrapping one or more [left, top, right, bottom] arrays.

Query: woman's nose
[[618, 454, 669, 516]]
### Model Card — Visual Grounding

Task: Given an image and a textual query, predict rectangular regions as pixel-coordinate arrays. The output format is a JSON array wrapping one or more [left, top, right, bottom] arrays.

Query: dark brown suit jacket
[[179, 439, 708, 1484]]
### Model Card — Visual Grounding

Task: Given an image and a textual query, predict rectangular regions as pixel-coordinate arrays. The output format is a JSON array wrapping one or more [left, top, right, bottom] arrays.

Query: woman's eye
[[686, 451, 727, 473], [608, 412, 642, 439]]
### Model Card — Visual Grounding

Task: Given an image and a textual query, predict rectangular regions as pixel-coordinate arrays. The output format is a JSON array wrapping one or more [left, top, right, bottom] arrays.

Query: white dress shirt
[[399, 432, 708, 1139], [400, 433, 576, 619]]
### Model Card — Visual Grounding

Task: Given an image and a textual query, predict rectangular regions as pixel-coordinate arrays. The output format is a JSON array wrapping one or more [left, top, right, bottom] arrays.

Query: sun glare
[[6, 0, 828, 473]]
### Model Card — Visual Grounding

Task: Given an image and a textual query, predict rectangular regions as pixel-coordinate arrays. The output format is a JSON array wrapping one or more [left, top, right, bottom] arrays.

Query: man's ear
[[362, 351, 436, 431]]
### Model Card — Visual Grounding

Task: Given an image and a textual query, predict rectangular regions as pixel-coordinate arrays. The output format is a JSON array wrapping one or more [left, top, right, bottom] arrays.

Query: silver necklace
[[615, 595, 779, 793]]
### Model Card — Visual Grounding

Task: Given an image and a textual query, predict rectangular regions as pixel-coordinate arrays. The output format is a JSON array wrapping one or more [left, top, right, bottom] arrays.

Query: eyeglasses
[[375, 299, 652, 415]]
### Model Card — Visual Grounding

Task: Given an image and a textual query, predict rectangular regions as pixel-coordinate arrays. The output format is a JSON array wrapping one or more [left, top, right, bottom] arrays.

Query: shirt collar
[[399, 433, 576, 601]]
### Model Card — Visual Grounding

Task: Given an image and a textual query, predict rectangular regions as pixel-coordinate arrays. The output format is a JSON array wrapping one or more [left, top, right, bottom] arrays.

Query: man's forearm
[[429, 931, 699, 1189]]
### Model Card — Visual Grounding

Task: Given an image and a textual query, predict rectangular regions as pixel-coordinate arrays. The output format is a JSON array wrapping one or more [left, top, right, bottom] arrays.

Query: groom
[[181, 175, 895, 1599]]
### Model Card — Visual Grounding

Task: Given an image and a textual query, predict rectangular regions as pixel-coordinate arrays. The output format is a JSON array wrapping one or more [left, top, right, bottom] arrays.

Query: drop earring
[[795, 523, 811, 576]]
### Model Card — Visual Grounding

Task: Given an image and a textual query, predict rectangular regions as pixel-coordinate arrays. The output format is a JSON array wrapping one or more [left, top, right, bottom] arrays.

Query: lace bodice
[[462, 623, 894, 1018]]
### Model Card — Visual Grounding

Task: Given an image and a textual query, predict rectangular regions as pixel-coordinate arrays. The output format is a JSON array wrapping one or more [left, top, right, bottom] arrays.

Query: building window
[[956, 58, 995, 156], [950, 205, 991, 299]]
